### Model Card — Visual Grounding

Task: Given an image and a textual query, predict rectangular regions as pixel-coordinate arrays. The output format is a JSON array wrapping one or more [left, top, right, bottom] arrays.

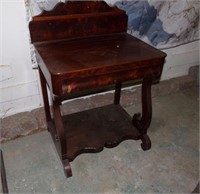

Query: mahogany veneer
[[29, 1, 166, 178]]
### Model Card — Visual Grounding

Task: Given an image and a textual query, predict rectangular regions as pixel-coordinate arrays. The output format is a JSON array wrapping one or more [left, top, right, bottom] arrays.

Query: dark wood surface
[[29, 1, 127, 43], [29, 1, 167, 178], [35, 33, 165, 95], [1, 150, 8, 194], [49, 104, 140, 161], [35, 33, 165, 76], [192, 183, 199, 193]]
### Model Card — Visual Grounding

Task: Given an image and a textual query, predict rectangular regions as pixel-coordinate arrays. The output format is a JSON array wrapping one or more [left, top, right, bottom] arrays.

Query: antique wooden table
[[29, 1, 166, 178]]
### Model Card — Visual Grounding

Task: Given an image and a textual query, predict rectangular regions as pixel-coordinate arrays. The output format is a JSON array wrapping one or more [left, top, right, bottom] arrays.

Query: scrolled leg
[[132, 113, 142, 130], [140, 134, 151, 151], [62, 159, 72, 178], [132, 78, 152, 150]]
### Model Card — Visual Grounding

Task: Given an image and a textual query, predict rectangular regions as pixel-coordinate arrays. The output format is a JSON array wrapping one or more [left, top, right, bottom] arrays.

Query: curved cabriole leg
[[62, 159, 72, 178], [132, 78, 152, 151], [140, 134, 151, 151]]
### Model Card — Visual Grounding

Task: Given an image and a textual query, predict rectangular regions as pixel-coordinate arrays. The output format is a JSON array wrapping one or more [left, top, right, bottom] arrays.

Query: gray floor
[[1, 87, 199, 193]]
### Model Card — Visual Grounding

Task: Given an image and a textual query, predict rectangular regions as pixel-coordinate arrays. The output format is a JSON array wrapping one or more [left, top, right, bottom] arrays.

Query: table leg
[[192, 183, 199, 193], [132, 78, 152, 150], [38, 67, 51, 125], [1, 150, 8, 194], [114, 82, 122, 105], [52, 100, 72, 178], [62, 159, 72, 178]]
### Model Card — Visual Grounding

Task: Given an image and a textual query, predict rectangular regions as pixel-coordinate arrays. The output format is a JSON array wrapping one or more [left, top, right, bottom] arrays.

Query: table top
[[35, 33, 166, 79]]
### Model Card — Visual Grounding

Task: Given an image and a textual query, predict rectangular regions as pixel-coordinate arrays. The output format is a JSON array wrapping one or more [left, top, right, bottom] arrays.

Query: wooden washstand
[[29, 1, 166, 178]]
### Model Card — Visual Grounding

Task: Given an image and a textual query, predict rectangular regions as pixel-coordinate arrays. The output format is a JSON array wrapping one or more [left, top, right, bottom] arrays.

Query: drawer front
[[61, 64, 163, 94]]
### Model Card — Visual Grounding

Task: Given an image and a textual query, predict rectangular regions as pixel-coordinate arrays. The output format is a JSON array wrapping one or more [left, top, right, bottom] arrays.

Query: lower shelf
[[49, 104, 141, 161]]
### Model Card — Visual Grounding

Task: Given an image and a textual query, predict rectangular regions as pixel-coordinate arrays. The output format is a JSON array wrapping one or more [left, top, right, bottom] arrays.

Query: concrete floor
[[1, 87, 199, 193]]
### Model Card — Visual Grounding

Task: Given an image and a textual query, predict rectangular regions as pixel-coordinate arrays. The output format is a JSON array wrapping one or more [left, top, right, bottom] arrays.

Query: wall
[[0, 0, 199, 118], [0, 0, 41, 118], [162, 41, 199, 80]]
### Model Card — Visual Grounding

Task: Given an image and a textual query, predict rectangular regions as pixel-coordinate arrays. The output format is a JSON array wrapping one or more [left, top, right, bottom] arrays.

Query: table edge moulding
[[29, 0, 167, 178]]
